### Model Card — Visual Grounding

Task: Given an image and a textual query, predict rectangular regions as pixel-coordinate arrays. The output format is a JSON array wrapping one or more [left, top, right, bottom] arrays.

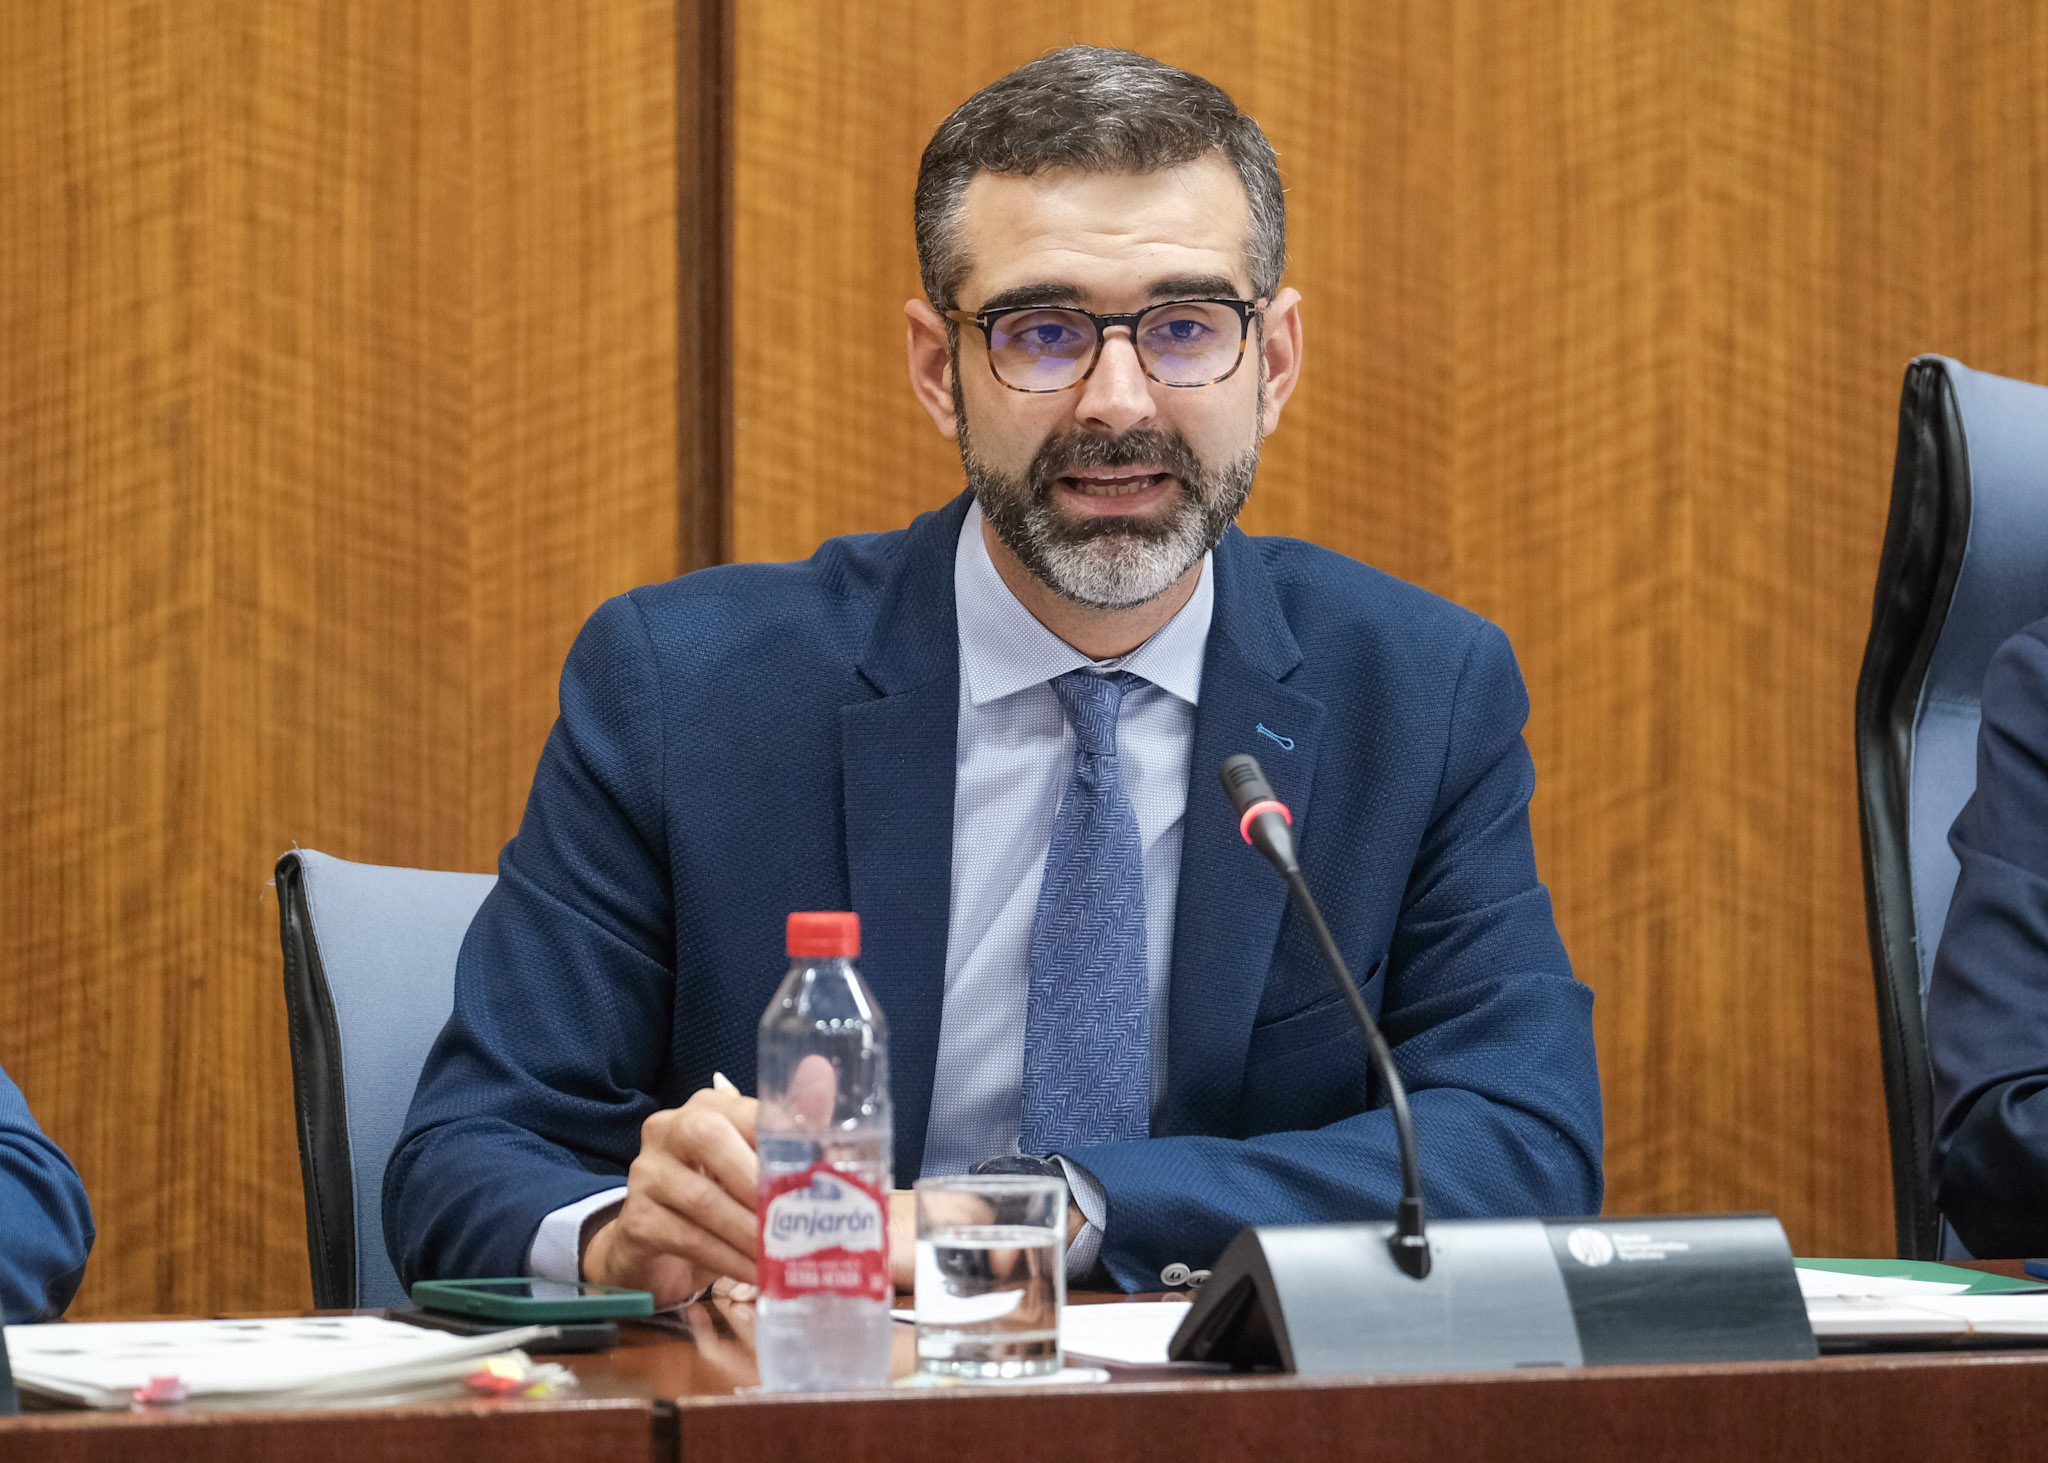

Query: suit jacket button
[[1189, 1269, 1212, 1287], [1160, 1262, 1191, 1287]]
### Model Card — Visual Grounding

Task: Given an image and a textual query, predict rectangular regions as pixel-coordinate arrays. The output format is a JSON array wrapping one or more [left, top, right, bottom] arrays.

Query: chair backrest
[[0, 1316, 15, 1415], [275, 849, 495, 1308], [1856, 355, 2048, 1259]]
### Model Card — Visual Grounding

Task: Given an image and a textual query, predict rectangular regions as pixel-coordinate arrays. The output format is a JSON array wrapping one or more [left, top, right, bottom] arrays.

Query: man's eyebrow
[[972, 282, 1088, 314], [1144, 274, 1242, 301], [968, 274, 1249, 316]]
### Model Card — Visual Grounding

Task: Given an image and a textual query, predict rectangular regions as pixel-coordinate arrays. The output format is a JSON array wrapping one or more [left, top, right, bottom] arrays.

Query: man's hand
[[889, 1189, 918, 1292], [581, 1086, 759, 1307], [883, 1191, 1091, 1294]]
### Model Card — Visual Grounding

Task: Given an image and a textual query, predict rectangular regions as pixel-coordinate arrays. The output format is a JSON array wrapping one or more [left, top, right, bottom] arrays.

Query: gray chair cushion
[[1859, 354, 2048, 1259], [277, 849, 494, 1308], [1908, 361, 2048, 1003]]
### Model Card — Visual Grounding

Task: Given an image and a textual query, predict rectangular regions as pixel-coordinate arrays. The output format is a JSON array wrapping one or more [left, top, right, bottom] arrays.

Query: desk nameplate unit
[[1169, 1212, 1818, 1374]]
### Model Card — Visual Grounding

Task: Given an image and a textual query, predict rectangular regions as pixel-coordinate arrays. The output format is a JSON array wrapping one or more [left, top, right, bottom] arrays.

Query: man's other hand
[[581, 1087, 759, 1307], [889, 1189, 918, 1292], [883, 1190, 1091, 1294]]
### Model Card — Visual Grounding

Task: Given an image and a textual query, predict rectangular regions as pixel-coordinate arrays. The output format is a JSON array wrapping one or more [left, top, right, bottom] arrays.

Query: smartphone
[[389, 1307, 621, 1352], [409, 1277, 655, 1323]]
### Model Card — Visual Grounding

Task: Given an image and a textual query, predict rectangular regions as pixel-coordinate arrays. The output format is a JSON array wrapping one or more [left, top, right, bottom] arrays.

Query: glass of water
[[913, 1173, 1067, 1380]]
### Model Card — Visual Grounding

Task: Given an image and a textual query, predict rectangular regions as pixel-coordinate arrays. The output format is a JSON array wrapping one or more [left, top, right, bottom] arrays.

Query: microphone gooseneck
[[1218, 754, 1431, 1280]]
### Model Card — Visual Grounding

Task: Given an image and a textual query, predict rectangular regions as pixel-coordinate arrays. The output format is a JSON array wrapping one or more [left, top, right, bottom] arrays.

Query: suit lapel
[[1162, 529, 1326, 1139], [842, 496, 970, 1184]]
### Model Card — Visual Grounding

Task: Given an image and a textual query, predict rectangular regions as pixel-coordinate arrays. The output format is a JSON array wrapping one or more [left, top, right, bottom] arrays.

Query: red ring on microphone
[[1239, 799, 1293, 844]]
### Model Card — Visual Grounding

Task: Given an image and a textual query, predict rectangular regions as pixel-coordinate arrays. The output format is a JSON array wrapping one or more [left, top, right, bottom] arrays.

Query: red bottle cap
[[786, 911, 860, 958]]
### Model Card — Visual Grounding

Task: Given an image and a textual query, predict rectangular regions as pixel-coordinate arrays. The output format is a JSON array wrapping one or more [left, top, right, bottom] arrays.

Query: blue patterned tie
[[1020, 669, 1151, 1154]]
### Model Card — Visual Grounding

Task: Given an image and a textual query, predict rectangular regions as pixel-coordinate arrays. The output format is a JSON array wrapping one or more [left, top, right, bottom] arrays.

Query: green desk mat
[[1796, 1257, 2048, 1294]]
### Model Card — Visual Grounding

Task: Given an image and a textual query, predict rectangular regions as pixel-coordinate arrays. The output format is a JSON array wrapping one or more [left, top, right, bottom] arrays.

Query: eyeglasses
[[944, 297, 1266, 394]]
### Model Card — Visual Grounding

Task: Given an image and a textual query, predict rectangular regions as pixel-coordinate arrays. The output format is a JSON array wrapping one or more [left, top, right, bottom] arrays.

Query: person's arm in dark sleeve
[[0, 1063, 95, 1322], [383, 592, 677, 1285], [1067, 622, 1603, 1292], [1928, 623, 2048, 1256]]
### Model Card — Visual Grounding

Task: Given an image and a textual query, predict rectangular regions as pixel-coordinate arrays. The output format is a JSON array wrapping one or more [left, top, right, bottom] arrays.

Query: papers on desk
[[1794, 1257, 2044, 1296], [1796, 1262, 2048, 1341], [1796, 1267, 1969, 1300], [1805, 1292, 2048, 1340], [891, 1299, 1193, 1369], [1057, 1299, 1192, 1366], [3, 1316, 549, 1409]]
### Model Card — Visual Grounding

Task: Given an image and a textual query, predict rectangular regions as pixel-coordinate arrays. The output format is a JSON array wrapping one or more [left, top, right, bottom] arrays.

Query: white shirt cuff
[[526, 1186, 629, 1281], [1051, 1155, 1108, 1283]]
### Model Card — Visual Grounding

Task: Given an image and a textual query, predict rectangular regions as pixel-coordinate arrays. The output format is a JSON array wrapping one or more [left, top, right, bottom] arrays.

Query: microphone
[[1220, 753, 1299, 872], [1219, 754, 1430, 1279], [1173, 756, 1816, 1374]]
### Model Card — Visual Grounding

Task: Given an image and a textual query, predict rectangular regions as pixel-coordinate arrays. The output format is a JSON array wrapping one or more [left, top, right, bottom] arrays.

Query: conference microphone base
[[1167, 1213, 1817, 1374]]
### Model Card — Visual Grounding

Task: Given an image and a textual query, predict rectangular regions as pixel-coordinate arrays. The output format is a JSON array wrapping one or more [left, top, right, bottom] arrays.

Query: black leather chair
[[276, 849, 495, 1307], [1856, 355, 2048, 1259]]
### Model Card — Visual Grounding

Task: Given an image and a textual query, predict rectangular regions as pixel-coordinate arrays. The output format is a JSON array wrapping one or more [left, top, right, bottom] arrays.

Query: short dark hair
[[914, 46, 1286, 310]]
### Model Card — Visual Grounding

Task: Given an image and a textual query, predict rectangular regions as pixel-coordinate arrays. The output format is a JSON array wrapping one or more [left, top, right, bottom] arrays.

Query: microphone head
[[1219, 754, 1276, 815], [1221, 754, 1296, 866]]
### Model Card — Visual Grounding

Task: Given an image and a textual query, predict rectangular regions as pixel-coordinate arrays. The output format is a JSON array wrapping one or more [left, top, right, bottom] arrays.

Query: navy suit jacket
[[1930, 617, 2048, 1255], [385, 495, 1603, 1291], [0, 1062, 94, 1322]]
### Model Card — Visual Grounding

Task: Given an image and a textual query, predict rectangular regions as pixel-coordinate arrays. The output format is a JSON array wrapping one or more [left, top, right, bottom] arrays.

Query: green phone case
[[409, 1278, 656, 1322]]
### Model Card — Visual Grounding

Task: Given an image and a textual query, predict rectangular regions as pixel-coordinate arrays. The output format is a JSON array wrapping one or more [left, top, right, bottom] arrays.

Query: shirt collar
[[954, 498, 1213, 709]]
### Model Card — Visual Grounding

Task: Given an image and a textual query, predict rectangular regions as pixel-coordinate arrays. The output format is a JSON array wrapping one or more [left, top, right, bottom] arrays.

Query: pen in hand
[[707, 1071, 758, 1303]]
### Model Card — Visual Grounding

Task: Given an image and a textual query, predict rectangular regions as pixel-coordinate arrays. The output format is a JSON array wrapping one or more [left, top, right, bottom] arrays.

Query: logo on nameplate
[[1566, 1227, 1617, 1267]]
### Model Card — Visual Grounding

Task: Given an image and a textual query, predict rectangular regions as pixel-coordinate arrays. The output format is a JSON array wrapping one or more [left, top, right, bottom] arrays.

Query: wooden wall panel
[[0, 0, 681, 1316], [1674, 0, 1930, 1236], [731, 1, 2048, 1253]]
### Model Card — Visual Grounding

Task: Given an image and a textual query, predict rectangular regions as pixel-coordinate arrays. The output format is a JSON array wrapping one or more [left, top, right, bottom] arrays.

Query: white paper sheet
[[893, 1299, 1194, 1366], [1056, 1301, 1192, 1365], [1805, 1292, 2048, 1338], [3, 1316, 546, 1409], [1794, 1266, 1971, 1299], [895, 1365, 1113, 1387]]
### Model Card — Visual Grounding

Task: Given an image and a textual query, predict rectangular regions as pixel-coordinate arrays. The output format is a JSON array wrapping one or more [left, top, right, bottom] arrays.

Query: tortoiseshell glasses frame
[[942, 297, 1268, 394]]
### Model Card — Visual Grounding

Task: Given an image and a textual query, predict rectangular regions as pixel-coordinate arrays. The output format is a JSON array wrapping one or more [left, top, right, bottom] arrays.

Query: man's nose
[[1073, 329, 1159, 434]]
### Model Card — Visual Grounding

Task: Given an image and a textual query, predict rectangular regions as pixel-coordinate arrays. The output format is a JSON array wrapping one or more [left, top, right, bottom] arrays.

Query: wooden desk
[[0, 1395, 656, 1463], [599, 1296, 2048, 1463], [8, 1291, 2048, 1462], [663, 1344, 2048, 1463]]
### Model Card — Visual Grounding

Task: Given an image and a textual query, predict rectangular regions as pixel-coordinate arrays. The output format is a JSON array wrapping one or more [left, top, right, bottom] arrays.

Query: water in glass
[[915, 1222, 1062, 1378]]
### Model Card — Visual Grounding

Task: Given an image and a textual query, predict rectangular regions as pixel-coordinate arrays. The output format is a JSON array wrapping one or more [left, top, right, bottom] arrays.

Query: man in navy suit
[[1929, 617, 2048, 1255], [387, 47, 1602, 1299], [0, 1062, 94, 1322]]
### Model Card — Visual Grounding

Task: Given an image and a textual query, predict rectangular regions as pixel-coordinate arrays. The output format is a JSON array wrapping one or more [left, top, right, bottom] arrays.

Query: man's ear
[[905, 299, 960, 440], [1257, 286, 1304, 438]]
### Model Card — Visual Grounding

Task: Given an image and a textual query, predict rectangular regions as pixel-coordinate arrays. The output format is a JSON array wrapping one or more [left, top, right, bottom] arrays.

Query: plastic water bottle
[[755, 911, 894, 1391]]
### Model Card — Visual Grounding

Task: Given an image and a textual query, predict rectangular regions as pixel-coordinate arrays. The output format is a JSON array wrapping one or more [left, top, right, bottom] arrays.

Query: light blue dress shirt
[[527, 501, 1212, 1284], [922, 502, 1211, 1276]]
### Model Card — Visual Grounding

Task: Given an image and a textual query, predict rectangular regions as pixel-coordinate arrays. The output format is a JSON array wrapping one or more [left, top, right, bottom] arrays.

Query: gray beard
[[958, 417, 1261, 612]]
